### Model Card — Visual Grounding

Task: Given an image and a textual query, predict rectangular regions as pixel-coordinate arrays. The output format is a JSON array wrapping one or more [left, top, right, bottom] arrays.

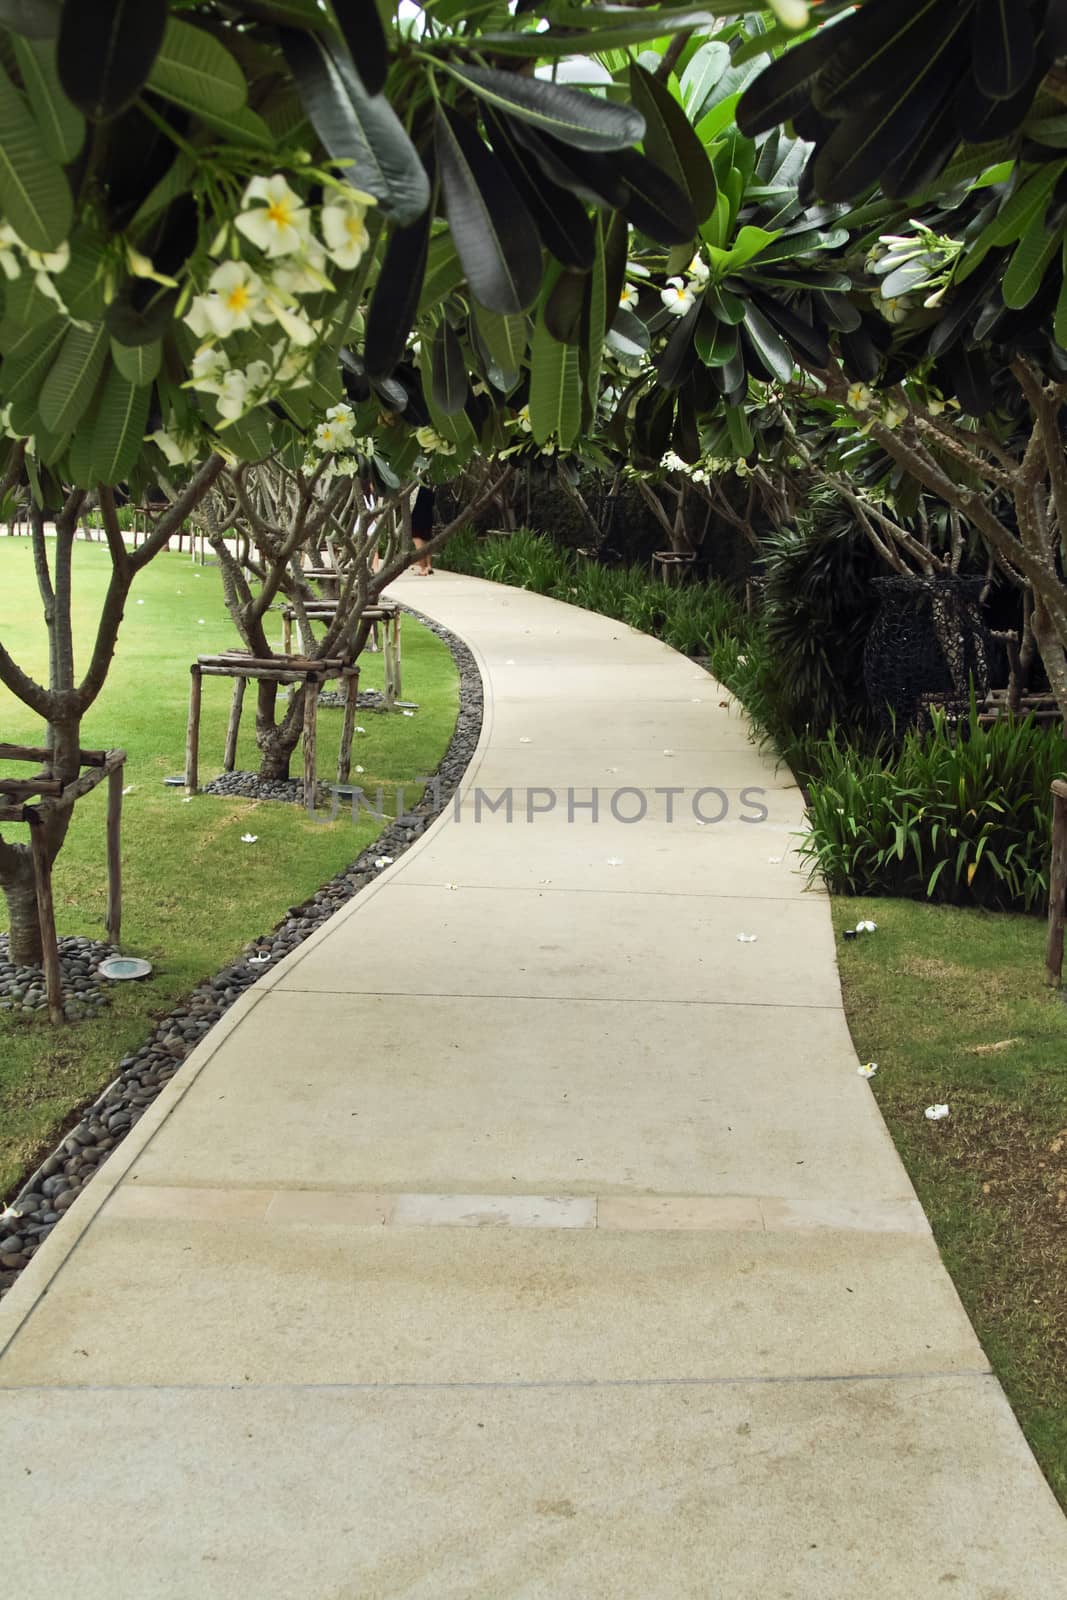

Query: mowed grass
[[0, 538, 458, 1197], [835, 896, 1067, 1508]]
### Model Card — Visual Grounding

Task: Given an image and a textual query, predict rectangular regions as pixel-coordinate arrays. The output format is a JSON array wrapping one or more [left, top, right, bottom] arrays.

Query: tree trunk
[[3, 845, 42, 966], [255, 679, 303, 780]]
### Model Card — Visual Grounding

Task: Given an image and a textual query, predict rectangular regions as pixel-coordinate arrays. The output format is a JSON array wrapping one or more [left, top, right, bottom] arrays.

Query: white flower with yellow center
[[187, 261, 266, 339], [881, 400, 908, 430], [270, 239, 331, 297], [216, 368, 253, 421], [660, 276, 695, 316], [619, 282, 639, 310], [515, 404, 533, 434], [321, 188, 375, 270], [880, 294, 912, 324], [847, 382, 873, 412], [236, 174, 310, 258], [687, 253, 709, 284]]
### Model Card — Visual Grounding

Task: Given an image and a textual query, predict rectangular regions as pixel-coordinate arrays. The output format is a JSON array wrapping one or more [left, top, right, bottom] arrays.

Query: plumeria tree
[[2, 0, 769, 962]]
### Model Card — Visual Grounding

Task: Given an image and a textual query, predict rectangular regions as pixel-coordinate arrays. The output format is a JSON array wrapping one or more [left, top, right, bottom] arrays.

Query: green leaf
[[0, 1, 60, 39], [435, 105, 541, 314], [529, 264, 581, 449], [110, 337, 160, 386], [439, 62, 644, 152], [430, 317, 468, 414], [742, 302, 794, 382], [709, 224, 781, 276], [974, 0, 1034, 101], [680, 39, 730, 119], [365, 205, 433, 378], [58, 0, 166, 119], [282, 28, 429, 224], [584, 216, 606, 409], [0, 315, 64, 410], [1002, 207, 1061, 309], [417, 235, 463, 313], [630, 62, 716, 223], [475, 10, 742, 59], [328, 0, 387, 97], [39, 321, 108, 435], [616, 147, 696, 247], [13, 36, 83, 161], [1055, 240, 1067, 349], [89, 363, 151, 484], [147, 17, 247, 117], [195, 102, 274, 149], [220, 407, 273, 463], [0, 60, 71, 249], [471, 303, 527, 387]]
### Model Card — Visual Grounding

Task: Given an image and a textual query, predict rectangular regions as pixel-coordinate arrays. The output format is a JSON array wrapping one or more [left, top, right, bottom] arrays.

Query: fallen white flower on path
[[737, 933, 758, 943], [505, 658, 516, 665], [374, 856, 393, 868], [519, 737, 532, 744], [606, 857, 624, 867], [925, 1104, 950, 1121], [767, 855, 783, 864], [857, 1062, 878, 1078], [445, 882, 458, 891], [663, 749, 674, 756], [856, 919, 878, 933], [241, 833, 258, 843]]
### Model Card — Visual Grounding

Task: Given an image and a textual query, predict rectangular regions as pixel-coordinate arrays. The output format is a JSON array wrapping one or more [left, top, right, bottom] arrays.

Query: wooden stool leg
[[106, 766, 123, 947], [185, 664, 202, 794], [29, 814, 64, 1025], [223, 677, 246, 773], [303, 674, 319, 813], [337, 668, 360, 784]]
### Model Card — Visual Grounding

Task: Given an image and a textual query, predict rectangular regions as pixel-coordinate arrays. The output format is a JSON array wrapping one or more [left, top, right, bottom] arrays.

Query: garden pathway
[[2, 571, 1065, 1596]]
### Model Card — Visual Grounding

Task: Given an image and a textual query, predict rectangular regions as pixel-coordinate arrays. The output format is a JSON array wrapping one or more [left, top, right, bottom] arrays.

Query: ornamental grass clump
[[801, 705, 1067, 912]]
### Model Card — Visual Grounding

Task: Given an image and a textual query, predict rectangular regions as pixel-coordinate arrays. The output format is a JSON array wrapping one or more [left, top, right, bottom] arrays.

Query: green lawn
[[0, 538, 458, 1198], [835, 896, 1067, 1508]]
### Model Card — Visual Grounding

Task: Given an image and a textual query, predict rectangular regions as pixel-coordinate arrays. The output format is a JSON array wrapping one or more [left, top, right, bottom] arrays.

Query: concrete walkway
[[2, 572, 1065, 1596]]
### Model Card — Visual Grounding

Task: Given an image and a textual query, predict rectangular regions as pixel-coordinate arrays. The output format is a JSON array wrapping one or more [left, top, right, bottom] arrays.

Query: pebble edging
[[0, 607, 481, 1298], [0, 935, 118, 1022]]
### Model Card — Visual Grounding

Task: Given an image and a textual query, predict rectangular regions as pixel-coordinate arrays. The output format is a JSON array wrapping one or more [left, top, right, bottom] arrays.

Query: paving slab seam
[[0, 1368, 997, 1395], [391, 881, 820, 903], [270, 985, 842, 1009]]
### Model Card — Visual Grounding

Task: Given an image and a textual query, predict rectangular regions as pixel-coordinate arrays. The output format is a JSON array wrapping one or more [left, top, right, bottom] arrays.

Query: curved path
[[2, 572, 1065, 1596]]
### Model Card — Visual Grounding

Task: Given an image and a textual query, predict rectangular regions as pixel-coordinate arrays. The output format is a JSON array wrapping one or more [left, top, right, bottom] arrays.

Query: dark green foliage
[[759, 502, 883, 741], [801, 704, 1067, 913]]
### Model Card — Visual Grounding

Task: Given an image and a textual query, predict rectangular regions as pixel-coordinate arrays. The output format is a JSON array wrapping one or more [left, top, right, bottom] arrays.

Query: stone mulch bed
[[0, 935, 117, 1022], [0, 608, 481, 1298]]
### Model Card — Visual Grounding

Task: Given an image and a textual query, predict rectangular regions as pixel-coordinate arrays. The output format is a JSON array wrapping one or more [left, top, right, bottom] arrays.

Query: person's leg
[[413, 534, 431, 574]]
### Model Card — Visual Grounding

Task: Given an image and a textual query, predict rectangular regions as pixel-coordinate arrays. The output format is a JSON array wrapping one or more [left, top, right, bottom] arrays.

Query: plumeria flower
[[415, 424, 456, 456], [925, 1103, 950, 1121], [769, 0, 809, 24], [374, 855, 393, 869], [879, 294, 912, 324], [186, 260, 266, 338], [354, 765, 364, 774], [606, 857, 624, 867], [857, 1062, 878, 1078], [855, 919, 877, 933], [619, 282, 639, 310], [881, 400, 908, 430], [148, 425, 200, 467], [321, 187, 375, 269], [181, 796, 193, 803], [236, 174, 310, 258], [241, 833, 259, 844], [270, 237, 331, 296], [687, 253, 709, 283], [122, 785, 135, 795], [0, 223, 21, 280], [515, 404, 533, 434], [847, 382, 873, 412], [402, 709, 414, 717], [737, 933, 758, 943], [661, 276, 695, 316]]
